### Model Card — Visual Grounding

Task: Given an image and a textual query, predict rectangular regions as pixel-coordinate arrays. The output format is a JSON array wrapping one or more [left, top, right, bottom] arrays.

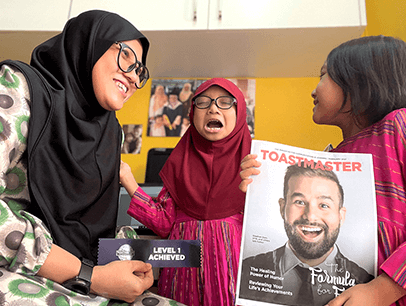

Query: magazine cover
[[236, 140, 377, 306]]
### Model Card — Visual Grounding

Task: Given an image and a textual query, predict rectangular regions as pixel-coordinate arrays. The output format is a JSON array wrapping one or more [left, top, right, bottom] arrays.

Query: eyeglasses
[[116, 42, 149, 89], [192, 95, 237, 110]]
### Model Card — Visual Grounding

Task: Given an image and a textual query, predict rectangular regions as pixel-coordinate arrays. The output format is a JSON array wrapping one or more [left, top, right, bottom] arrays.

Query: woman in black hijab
[[0, 10, 185, 305], [25, 9, 151, 263]]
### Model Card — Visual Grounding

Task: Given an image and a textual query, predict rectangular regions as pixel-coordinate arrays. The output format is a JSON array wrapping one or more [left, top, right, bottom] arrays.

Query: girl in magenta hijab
[[121, 78, 252, 305]]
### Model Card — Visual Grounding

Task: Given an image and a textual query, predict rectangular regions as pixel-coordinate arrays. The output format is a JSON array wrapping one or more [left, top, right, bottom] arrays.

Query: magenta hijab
[[160, 78, 252, 220]]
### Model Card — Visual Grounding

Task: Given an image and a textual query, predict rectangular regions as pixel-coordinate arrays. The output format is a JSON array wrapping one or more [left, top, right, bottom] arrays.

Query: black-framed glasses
[[116, 42, 149, 89], [192, 95, 237, 110]]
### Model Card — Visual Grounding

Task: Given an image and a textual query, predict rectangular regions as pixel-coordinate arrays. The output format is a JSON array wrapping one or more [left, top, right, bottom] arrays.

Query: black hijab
[[2, 10, 149, 262]]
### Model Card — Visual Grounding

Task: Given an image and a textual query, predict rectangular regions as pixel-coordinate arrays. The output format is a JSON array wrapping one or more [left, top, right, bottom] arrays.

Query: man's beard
[[284, 219, 340, 260]]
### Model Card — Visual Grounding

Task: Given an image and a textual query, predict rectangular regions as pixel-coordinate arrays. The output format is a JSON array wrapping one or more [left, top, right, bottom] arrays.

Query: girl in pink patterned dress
[[121, 78, 252, 306], [240, 36, 406, 306]]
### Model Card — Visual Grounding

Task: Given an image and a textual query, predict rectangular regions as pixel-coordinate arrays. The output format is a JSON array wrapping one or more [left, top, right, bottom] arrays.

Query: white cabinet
[[69, 0, 366, 31], [0, 0, 71, 31], [69, 0, 210, 31], [207, 0, 366, 30], [0, 0, 367, 78], [67, 0, 366, 78]]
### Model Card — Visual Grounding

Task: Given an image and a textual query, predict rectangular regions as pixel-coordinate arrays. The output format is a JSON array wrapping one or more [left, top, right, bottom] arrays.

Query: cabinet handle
[[218, 0, 223, 21], [193, 0, 197, 22]]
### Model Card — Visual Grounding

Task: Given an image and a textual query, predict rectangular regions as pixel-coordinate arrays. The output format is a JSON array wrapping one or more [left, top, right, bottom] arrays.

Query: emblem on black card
[[116, 244, 135, 260]]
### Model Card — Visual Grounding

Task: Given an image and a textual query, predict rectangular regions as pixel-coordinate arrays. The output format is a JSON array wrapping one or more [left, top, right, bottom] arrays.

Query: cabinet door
[[69, 0, 210, 31], [0, 0, 71, 31], [208, 0, 366, 30]]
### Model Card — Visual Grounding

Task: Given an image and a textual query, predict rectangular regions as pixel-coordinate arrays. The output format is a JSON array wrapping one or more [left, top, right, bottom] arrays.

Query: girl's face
[[92, 39, 143, 111], [193, 85, 237, 142], [311, 63, 352, 129]]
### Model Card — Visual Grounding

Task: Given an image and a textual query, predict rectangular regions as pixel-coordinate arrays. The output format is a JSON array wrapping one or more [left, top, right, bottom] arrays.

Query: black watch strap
[[78, 258, 94, 283], [62, 258, 94, 295]]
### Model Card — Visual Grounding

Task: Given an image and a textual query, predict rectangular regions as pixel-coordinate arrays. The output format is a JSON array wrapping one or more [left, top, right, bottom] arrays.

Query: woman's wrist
[[89, 265, 104, 296], [122, 176, 139, 196]]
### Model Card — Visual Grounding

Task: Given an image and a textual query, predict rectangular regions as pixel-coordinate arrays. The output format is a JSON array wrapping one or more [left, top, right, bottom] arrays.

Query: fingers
[[240, 154, 261, 171], [325, 290, 349, 306], [120, 160, 130, 168], [239, 154, 261, 193], [239, 178, 253, 193], [131, 261, 154, 291], [131, 261, 153, 283], [92, 261, 154, 302], [120, 160, 130, 174], [131, 261, 152, 273], [240, 165, 261, 180]]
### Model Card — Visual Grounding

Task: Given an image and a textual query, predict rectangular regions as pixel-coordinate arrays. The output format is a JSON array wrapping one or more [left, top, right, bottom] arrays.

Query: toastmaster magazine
[[236, 140, 377, 306]]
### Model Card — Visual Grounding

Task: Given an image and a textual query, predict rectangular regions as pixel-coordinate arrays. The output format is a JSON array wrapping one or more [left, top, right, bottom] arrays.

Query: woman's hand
[[239, 154, 261, 193], [325, 273, 406, 306], [91, 260, 154, 303], [120, 160, 139, 196]]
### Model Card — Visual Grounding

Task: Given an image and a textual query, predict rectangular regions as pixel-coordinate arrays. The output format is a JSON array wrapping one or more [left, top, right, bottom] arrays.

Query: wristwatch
[[62, 258, 94, 295]]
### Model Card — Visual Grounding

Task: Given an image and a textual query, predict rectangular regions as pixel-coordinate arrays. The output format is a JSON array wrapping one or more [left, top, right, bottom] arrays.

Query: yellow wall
[[364, 0, 406, 39], [118, 0, 404, 183], [118, 76, 343, 183]]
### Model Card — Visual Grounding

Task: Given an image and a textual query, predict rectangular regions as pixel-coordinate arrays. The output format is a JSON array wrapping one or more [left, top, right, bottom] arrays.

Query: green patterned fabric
[[0, 64, 184, 306]]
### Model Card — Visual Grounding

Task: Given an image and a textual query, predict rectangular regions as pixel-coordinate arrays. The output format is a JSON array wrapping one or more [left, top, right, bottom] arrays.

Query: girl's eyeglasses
[[192, 95, 237, 110]]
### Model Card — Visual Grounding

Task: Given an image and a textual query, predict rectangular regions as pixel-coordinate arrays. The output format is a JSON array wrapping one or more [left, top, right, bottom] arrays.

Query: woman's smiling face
[[92, 39, 143, 111], [193, 85, 237, 142]]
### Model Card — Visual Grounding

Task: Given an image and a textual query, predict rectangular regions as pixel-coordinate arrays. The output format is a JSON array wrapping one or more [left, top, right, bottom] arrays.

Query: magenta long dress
[[128, 186, 243, 306]]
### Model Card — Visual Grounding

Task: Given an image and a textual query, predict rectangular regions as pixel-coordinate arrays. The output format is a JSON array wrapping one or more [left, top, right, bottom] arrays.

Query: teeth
[[300, 226, 321, 232], [116, 81, 128, 93], [206, 119, 223, 131]]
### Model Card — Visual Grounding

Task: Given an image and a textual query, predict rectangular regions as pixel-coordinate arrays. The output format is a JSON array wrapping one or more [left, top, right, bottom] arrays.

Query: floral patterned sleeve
[[127, 186, 176, 238], [0, 64, 52, 275]]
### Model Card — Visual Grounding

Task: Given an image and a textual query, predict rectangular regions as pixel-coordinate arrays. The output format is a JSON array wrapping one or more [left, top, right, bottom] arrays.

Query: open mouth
[[298, 225, 323, 240], [205, 119, 223, 132]]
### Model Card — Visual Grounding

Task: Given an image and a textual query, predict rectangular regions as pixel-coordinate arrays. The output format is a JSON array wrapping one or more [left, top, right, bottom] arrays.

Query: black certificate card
[[98, 239, 201, 267]]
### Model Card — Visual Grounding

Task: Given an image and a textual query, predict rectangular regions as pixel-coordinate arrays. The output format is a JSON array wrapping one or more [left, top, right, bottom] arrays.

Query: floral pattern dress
[[0, 64, 184, 306]]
